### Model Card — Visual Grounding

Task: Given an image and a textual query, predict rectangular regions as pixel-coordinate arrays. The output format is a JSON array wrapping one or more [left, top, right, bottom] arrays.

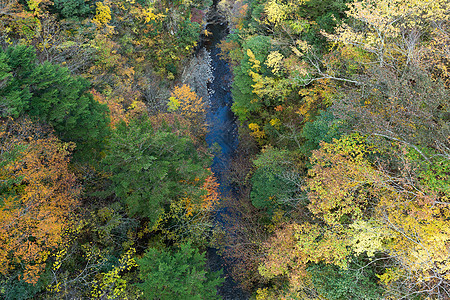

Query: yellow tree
[[305, 134, 450, 297], [323, 0, 450, 69], [0, 118, 80, 284], [168, 84, 207, 140], [258, 133, 450, 298]]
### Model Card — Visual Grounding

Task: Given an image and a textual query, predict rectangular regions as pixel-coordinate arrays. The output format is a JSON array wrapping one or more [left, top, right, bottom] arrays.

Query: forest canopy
[[0, 0, 449, 298]]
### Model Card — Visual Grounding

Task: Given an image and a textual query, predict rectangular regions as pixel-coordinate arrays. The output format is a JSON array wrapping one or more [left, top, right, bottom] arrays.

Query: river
[[203, 4, 249, 300]]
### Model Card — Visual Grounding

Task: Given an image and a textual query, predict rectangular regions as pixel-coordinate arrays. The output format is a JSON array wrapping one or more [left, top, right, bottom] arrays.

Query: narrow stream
[[203, 4, 249, 300]]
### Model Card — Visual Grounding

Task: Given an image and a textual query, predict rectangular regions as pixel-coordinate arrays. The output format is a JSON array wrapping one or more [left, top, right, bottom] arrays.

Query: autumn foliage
[[0, 0, 217, 297], [169, 84, 207, 139], [217, 0, 450, 297], [0, 118, 80, 284], [0, 0, 448, 297]]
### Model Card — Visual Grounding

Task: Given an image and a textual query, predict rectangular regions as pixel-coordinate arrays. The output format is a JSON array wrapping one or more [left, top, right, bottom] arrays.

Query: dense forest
[[0, 0, 448, 298]]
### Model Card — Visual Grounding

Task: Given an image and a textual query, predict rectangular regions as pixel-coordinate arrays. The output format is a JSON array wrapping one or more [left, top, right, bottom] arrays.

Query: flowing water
[[203, 5, 249, 300]]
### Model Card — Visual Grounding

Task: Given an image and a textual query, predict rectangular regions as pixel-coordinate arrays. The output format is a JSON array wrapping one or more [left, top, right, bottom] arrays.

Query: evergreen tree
[[137, 243, 224, 299], [0, 45, 110, 159], [103, 116, 211, 226]]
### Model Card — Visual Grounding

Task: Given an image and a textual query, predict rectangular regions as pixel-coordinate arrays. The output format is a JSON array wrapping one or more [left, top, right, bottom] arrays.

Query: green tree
[[231, 35, 271, 121], [103, 116, 211, 227], [52, 0, 92, 19], [137, 243, 224, 299], [307, 259, 383, 300], [300, 109, 344, 156], [0, 45, 110, 158], [250, 146, 301, 211]]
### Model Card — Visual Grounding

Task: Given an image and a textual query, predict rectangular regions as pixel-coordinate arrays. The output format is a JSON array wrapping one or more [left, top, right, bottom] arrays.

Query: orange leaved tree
[[0, 118, 80, 284]]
